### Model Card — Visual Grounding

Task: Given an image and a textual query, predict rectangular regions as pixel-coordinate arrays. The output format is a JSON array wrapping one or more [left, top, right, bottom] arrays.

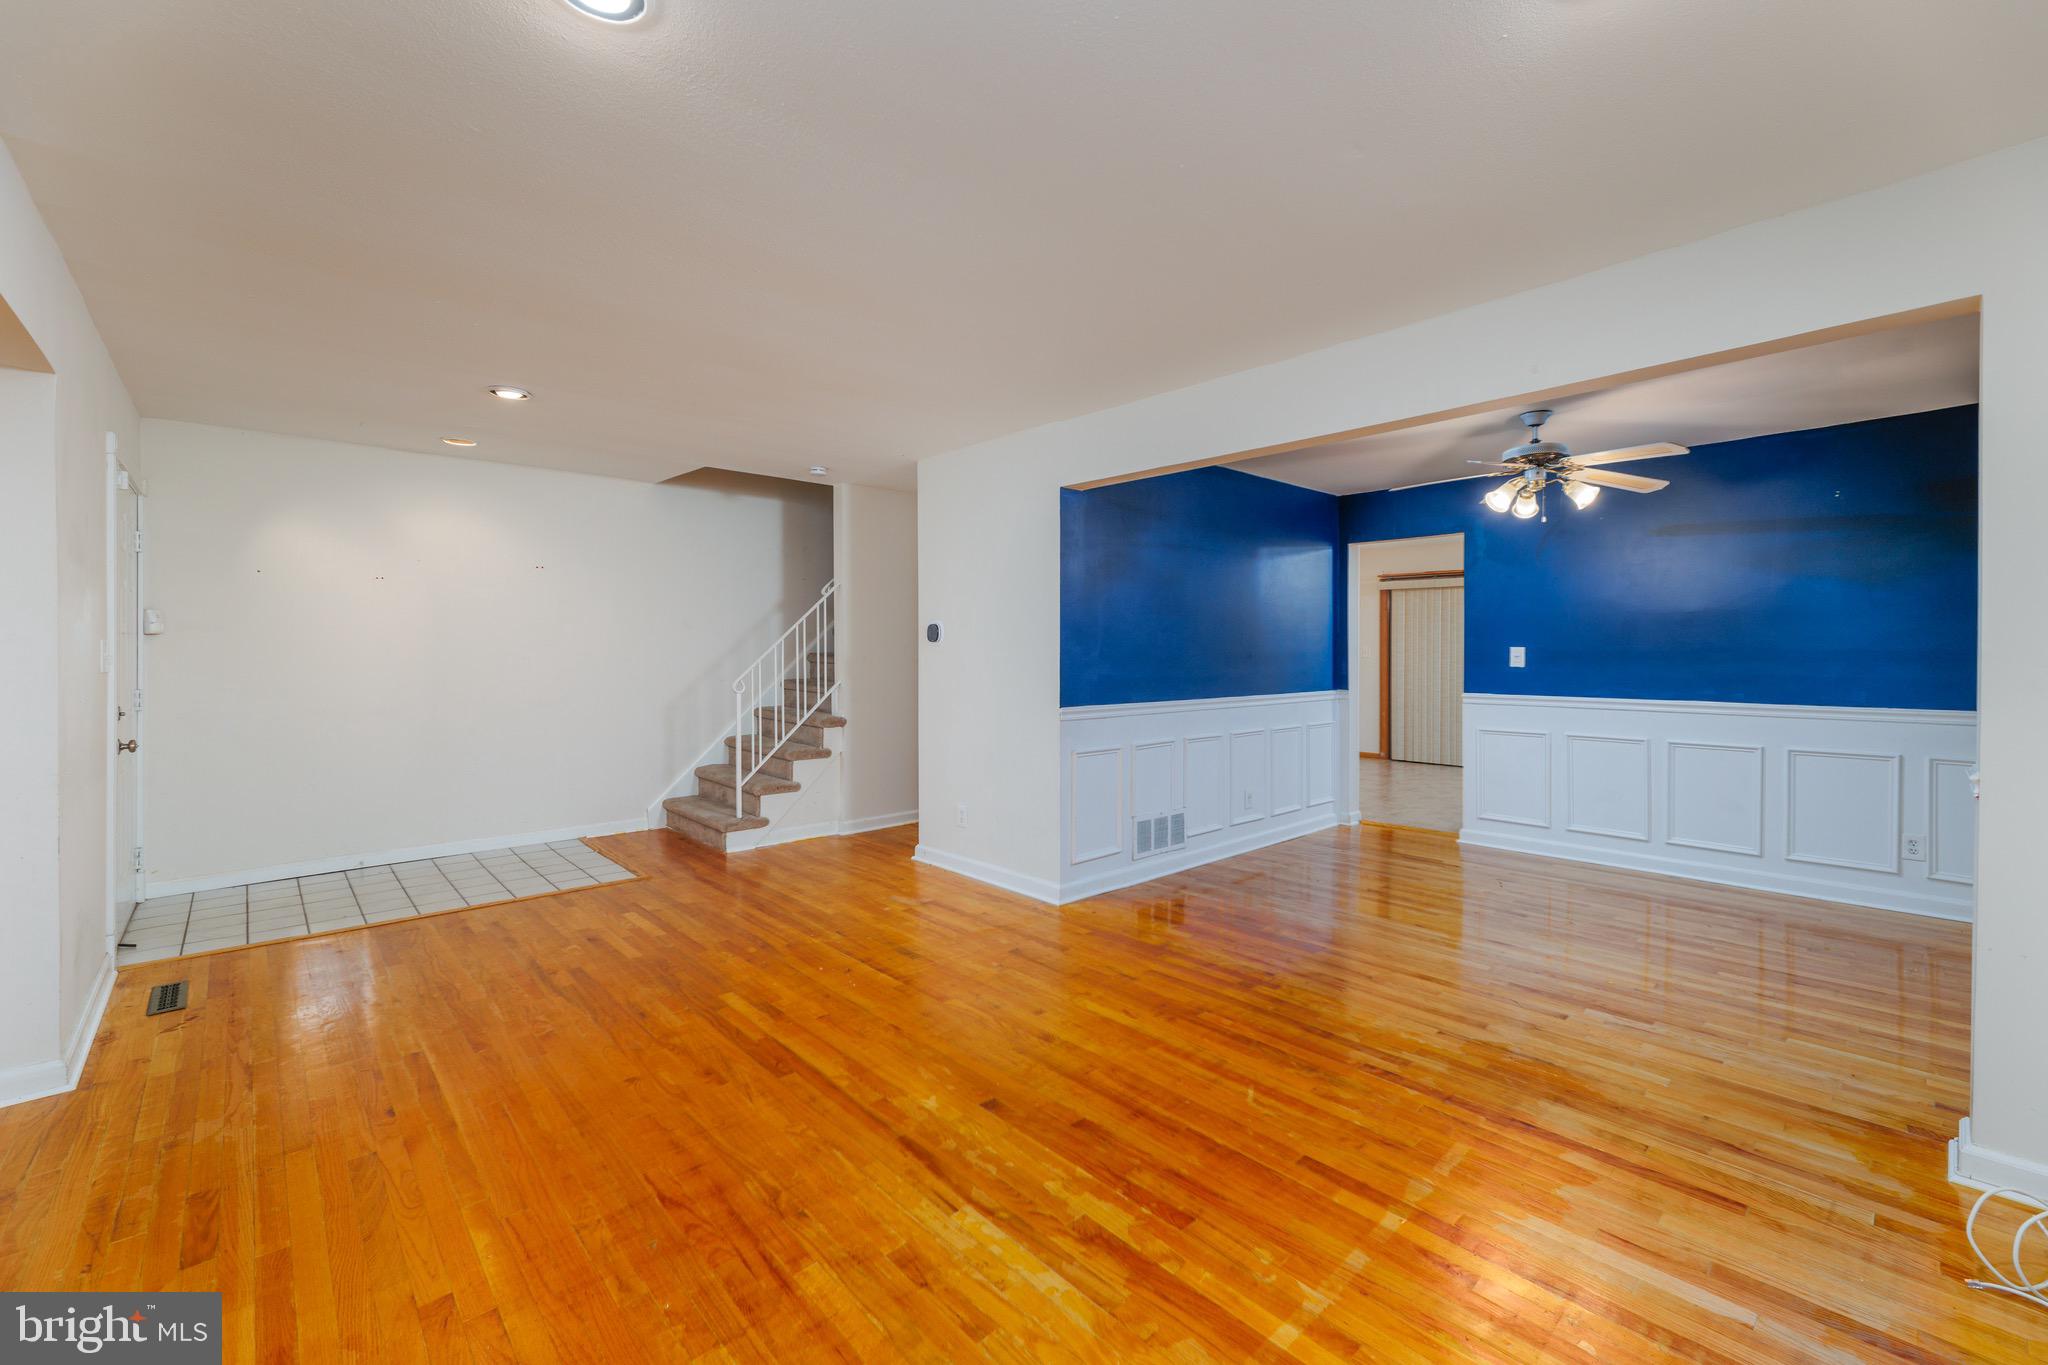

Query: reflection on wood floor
[[0, 822, 2028, 1362]]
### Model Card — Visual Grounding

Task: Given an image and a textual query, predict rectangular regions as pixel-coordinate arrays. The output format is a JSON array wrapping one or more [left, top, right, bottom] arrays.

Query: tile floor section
[[117, 841, 636, 967], [1359, 756, 1463, 833]]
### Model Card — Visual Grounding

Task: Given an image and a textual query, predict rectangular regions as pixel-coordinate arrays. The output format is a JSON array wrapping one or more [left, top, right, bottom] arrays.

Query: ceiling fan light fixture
[[564, 0, 646, 21], [1511, 489, 1540, 520], [1564, 479, 1600, 509], [1482, 479, 1520, 513]]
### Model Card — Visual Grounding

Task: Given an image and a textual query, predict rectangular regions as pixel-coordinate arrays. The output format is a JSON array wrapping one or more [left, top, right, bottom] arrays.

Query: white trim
[[912, 845, 1061, 905], [1458, 826, 1972, 922], [842, 809, 918, 835], [1950, 1118, 2048, 1204], [0, 953, 116, 1110], [745, 809, 919, 850], [1058, 810, 1339, 904], [1465, 693, 1976, 727], [1060, 689, 1344, 721], [144, 818, 649, 897]]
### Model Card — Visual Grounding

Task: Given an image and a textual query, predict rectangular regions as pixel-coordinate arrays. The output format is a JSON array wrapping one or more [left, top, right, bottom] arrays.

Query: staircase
[[663, 582, 842, 851]]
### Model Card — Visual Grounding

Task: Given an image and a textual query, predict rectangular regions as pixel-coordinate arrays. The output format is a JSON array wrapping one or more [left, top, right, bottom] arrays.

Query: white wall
[[1348, 535, 1464, 755], [832, 484, 918, 830], [915, 137, 2048, 1193], [140, 421, 832, 887], [0, 141, 140, 1105]]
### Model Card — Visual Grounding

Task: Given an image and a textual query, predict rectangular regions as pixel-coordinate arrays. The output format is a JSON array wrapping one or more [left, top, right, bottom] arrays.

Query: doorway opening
[[1349, 534, 1464, 832]]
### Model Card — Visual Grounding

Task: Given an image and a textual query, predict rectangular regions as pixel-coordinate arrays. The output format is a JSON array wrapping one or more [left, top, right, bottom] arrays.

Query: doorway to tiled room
[[1348, 534, 1465, 832]]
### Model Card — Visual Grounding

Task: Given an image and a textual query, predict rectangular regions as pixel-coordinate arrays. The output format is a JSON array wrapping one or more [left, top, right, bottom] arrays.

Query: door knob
[[117, 739, 138, 753]]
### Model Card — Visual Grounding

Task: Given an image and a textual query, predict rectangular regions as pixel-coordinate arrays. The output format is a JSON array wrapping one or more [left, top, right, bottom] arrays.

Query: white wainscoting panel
[[1185, 735, 1227, 837], [1061, 692, 1346, 902], [1069, 747, 1123, 865], [1462, 695, 1977, 920], [1929, 758, 1977, 885], [1564, 734, 1650, 841], [1270, 725, 1306, 816], [1229, 730, 1270, 827], [1473, 729, 1550, 827], [1666, 742, 1764, 855], [1786, 749, 1900, 873]]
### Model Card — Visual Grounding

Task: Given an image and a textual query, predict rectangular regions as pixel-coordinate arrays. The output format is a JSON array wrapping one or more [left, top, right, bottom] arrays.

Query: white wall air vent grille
[[1133, 810, 1188, 860]]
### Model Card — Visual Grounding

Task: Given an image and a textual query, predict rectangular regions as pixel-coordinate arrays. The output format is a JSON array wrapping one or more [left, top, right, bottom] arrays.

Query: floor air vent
[[146, 981, 188, 1016], [1133, 811, 1187, 860]]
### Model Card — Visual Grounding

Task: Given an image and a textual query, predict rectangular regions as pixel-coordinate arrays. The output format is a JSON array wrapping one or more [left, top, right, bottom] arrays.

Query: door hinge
[[132, 530, 144, 553], [131, 846, 144, 873], [131, 687, 143, 713]]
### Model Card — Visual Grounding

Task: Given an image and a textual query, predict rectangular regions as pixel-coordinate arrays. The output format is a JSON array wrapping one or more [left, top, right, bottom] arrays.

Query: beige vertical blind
[[1390, 586, 1464, 766]]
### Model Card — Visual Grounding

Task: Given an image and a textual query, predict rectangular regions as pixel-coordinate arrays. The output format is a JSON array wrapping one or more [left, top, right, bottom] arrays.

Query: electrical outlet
[[1904, 834, 1926, 861], [955, 801, 968, 829], [1243, 791, 1255, 811], [1508, 646, 1526, 668]]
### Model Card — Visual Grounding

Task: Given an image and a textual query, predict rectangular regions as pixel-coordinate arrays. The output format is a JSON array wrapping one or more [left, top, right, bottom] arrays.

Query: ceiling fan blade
[[1389, 471, 1497, 491], [1570, 467, 1668, 493], [1570, 442, 1689, 467]]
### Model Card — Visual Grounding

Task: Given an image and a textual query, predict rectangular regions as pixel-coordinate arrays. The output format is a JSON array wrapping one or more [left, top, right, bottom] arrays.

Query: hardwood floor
[[1, 824, 2038, 1362]]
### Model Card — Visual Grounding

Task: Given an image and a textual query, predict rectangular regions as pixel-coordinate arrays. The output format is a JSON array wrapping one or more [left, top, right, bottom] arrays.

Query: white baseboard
[[1058, 810, 1340, 904], [1458, 827, 1973, 921], [842, 809, 917, 835], [0, 951, 116, 1110], [912, 845, 1062, 904], [144, 818, 650, 897], [1950, 1118, 2048, 1203]]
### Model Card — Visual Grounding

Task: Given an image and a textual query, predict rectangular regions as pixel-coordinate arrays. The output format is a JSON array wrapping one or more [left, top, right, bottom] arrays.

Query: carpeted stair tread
[[663, 795, 769, 833], [694, 764, 801, 795]]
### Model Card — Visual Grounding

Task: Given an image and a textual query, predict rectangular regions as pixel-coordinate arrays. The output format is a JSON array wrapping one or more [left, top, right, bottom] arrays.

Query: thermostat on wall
[[925, 622, 943, 643]]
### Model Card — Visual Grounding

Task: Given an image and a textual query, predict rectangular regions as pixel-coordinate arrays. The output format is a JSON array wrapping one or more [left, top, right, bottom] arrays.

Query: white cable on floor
[[1964, 1186, 2048, 1311]]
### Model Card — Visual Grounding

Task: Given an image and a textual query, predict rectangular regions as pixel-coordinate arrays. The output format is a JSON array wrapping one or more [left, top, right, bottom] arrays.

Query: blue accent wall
[[1061, 466, 1344, 706], [1339, 405, 1978, 709]]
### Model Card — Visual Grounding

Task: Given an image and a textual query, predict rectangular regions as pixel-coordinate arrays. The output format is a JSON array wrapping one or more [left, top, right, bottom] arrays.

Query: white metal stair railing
[[730, 580, 838, 817]]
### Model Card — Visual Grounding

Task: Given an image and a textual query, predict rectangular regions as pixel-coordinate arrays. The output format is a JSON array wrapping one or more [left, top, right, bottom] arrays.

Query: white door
[[1389, 585, 1463, 766], [113, 480, 142, 922]]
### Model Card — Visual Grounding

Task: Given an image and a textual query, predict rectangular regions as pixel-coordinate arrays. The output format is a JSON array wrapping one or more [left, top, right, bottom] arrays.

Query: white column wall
[[914, 136, 2048, 1187]]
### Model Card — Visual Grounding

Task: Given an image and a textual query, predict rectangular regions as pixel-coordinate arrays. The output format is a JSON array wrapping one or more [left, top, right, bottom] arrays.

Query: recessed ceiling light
[[565, 0, 645, 21], [442, 437, 478, 447], [487, 386, 532, 401], [809, 465, 829, 477]]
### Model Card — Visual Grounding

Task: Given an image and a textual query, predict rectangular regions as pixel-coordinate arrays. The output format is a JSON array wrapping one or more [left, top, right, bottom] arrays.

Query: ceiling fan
[[1418, 410, 1689, 520]]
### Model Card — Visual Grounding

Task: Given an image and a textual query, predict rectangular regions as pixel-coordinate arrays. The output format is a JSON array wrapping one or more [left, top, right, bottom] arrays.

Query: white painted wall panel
[[1229, 731, 1270, 827], [1463, 695, 1975, 920], [1565, 734, 1650, 841], [1474, 729, 1550, 827], [1069, 747, 1123, 864], [1666, 743, 1765, 856], [1270, 725, 1306, 816], [1930, 758, 1977, 886], [1786, 750, 1901, 873], [1059, 692, 1345, 902]]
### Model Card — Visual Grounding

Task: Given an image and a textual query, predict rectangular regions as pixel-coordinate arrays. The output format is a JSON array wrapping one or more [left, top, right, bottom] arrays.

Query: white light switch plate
[[1509, 646, 1526, 668]]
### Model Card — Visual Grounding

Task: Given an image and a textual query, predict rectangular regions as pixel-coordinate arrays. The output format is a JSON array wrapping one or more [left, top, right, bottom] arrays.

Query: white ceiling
[[0, 3, 2042, 488], [1244, 312, 1981, 495]]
